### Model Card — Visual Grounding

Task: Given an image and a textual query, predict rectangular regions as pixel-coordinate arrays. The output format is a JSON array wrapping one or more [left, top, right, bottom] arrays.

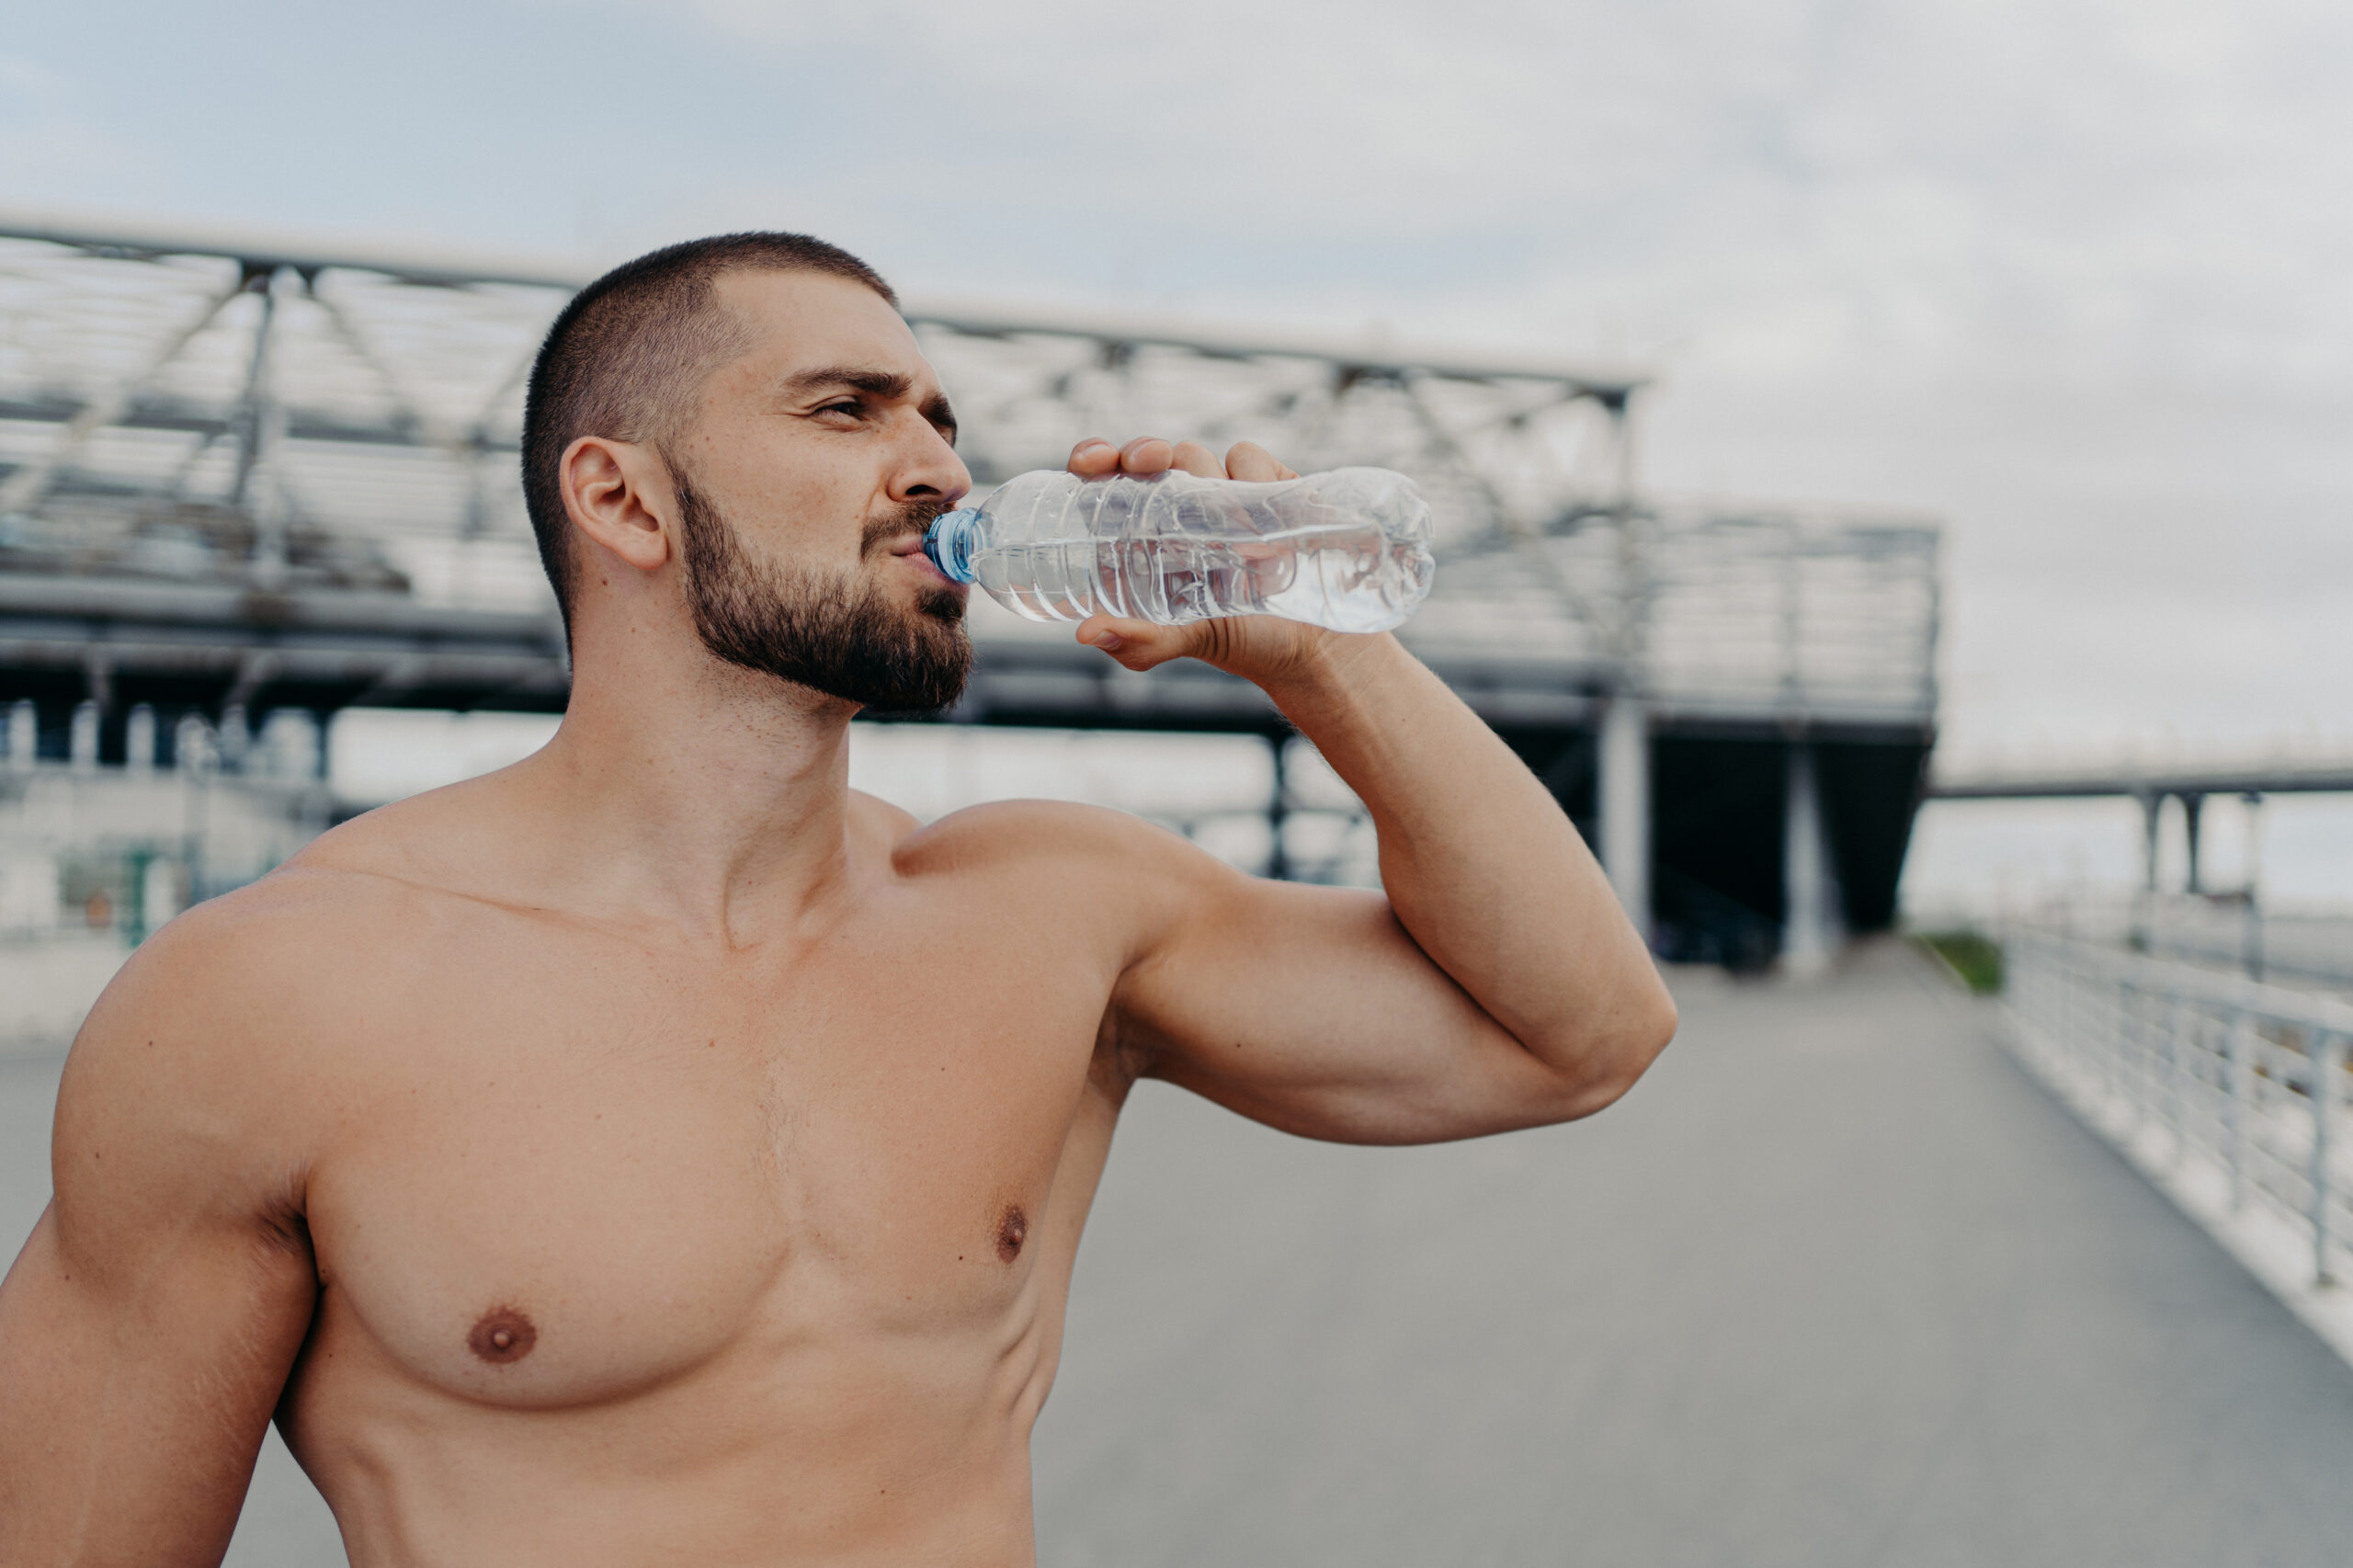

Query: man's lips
[[883, 529, 961, 586]]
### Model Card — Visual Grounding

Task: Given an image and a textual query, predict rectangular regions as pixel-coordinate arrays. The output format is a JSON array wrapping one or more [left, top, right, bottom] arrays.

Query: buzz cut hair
[[519, 232, 899, 632]]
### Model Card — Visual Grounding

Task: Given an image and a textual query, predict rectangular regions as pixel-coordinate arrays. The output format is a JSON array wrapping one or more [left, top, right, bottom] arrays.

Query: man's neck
[[515, 626, 866, 949]]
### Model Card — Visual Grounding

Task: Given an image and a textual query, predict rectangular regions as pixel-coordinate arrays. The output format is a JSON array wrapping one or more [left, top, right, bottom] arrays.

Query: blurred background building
[[0, 215, 1939, 993]]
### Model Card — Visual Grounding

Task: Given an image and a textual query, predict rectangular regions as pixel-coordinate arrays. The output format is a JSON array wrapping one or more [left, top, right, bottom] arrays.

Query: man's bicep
[[0, 958, 318, 1564], [1114, 866, 1567, 1144]]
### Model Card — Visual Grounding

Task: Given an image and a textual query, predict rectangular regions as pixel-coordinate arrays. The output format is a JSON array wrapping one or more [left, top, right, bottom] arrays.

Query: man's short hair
[[520, 233, 898, 631]]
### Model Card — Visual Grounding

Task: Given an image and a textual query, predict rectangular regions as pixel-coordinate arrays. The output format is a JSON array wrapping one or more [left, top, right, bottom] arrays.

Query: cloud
[[536, 0, 2353, 749], [571, 1, 2350, 376], [13, 0, 2353, 753], [0, 52, 140, 198]]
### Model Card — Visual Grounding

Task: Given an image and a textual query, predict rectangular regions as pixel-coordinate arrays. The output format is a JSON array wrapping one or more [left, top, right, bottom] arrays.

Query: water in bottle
[[923, 466, 1436, 634]]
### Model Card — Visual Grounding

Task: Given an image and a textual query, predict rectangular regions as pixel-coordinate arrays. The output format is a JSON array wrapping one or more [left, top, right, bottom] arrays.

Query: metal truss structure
[[0, 214, 1936, 725], [0, 214, 1943, 946]]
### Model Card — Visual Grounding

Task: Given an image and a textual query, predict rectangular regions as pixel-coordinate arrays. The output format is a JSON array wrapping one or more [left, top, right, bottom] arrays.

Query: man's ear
[[560, 436, 675, 574]]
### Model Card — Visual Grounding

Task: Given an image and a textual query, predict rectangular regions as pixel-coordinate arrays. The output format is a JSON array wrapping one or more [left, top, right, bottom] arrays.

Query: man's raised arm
[[1075, 436, 1677, 1143], [0, 905, 319, 1566]]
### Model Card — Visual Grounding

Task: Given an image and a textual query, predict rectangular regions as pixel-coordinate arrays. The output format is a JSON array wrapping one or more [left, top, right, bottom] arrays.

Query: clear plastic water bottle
[[923, 467, 1437, 634]]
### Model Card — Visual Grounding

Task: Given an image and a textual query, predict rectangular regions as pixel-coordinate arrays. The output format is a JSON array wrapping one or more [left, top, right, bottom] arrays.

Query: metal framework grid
[[0, 216, 1939, 741]]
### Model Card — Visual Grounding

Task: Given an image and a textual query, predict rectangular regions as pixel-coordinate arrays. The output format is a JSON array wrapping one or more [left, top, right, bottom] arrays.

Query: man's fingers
[[1224, 441, 1287, 481], [1119, 437, 1174, 476], [1076, 614, 1191, 672], [1169, 440, 1223, 478], [1068, 437, 1119, 477], [1081, 437, 1296, 483]]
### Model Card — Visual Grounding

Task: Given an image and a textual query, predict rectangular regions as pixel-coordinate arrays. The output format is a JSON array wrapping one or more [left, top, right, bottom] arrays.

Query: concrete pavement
[[1032, 945, 2353, 1566]]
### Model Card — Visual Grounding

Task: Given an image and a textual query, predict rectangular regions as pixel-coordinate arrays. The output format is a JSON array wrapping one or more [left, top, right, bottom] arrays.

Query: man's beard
[[673, 469, 972, 714]]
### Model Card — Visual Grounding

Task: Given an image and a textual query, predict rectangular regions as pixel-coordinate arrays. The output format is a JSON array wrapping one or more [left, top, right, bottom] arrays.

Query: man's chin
[[829, 606, 973, 714], [914, 585, 968, 625], [681, 527, 972, 712]]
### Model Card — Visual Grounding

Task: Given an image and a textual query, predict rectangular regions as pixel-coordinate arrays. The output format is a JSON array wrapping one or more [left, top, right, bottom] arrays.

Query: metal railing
[[2003, 929, 2353, 1286]]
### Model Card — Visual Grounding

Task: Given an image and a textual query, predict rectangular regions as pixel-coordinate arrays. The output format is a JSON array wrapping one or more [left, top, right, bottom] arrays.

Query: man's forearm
[[1259, 631, 1672, 1076]]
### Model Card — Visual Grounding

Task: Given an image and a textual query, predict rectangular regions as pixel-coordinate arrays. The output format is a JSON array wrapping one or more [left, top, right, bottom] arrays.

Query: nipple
[[996, 1205, 1028, 1264], [468, 1306, 538, 1364]]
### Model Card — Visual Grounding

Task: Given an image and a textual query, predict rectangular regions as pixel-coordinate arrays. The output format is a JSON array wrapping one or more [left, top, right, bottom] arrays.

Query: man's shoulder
[[873, 794, 1240, 931], [52, 867, 396, 1222], [879, 794, 1201, 871], [288, 773, 514, 890], [81, 794, 482, 1071], [156, 814, 451, 972], [59, 784, 559, 1207], [75, 865, 395, 1068]]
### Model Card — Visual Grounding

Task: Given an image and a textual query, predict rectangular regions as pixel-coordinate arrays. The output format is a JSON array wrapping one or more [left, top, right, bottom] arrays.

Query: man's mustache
[[863, 499, 952, 555]]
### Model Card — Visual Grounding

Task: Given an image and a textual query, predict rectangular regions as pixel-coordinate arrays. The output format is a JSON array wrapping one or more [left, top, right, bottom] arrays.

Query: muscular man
[[0, 233, 1675, 1566]]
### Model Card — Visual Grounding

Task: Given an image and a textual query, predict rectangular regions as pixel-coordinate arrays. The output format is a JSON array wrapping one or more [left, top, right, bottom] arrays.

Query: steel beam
[[0, 275, 246, 516], [1936, 763, 2353, 801], [1598, 691, 1651, 937]]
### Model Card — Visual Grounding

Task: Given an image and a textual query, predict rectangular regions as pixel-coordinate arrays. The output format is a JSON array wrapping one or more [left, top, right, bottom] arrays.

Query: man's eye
[[817, 400, 864, 418]]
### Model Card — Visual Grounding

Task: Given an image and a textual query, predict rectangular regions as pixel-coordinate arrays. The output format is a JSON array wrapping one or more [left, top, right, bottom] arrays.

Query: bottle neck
[[924, 508, 983, 584]]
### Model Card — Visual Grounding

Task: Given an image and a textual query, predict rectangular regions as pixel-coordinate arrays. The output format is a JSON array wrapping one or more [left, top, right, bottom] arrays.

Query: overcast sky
[[5, 0, 2348, 900]]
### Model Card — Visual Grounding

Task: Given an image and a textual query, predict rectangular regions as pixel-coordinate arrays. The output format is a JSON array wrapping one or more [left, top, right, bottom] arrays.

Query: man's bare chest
[[295, 915, 1120, 1412]]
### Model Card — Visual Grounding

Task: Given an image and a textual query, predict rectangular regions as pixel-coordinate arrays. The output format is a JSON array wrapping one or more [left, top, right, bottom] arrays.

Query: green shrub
[[1915, 929, 2004, 994]]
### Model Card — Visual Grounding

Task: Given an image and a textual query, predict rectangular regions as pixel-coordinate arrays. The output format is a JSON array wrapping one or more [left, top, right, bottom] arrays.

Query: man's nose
[[890, 418, 971, 508]]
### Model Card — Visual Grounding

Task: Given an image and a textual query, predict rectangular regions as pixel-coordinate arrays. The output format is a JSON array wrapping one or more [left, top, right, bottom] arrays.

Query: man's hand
[[1064, 436, 1348, 689]]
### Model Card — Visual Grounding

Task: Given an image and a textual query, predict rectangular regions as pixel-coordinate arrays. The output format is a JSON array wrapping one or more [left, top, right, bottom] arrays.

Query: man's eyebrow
[[781, 364, 955, 443], [781, 365, 915, 400], [921, 392, 959, 443]]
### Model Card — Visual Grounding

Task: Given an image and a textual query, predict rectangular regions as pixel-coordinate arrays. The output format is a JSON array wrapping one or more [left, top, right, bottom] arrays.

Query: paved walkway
[[1033, 945, 2353, 1567], [6, 944, 2350, 1565]]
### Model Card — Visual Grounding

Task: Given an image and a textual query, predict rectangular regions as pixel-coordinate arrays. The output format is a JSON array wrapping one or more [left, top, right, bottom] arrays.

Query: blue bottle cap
[[925, 508, 983, 583]]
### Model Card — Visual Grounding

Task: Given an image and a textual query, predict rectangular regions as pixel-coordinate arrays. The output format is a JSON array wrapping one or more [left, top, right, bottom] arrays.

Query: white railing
[[2003, 929, 2353, 1288]]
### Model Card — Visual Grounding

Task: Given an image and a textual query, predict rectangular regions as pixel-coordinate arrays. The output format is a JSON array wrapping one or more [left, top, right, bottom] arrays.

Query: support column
[[69, 701, 99, 773], [1265, 734, 1290, 883], [174, 713, 212, 775], [2181, 792, 2205, 896], [1781, 741, 1842, 976], [1597, 693, 1650, 941], [6, 701, 33, 771], [2138, 791, 2163, 893], [2241, 791, 2266, 982], [219, 705, 251, 773], [125, 704, 157, 773]]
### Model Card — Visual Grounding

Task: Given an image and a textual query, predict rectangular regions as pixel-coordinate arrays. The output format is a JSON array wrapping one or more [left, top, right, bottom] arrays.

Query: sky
[[4, 0, 2348, 909]]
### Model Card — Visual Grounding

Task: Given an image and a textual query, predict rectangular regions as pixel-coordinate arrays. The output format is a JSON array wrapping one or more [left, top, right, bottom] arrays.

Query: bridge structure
[[0, 214, 1941, 964], [1929, 753, 2353, 897]]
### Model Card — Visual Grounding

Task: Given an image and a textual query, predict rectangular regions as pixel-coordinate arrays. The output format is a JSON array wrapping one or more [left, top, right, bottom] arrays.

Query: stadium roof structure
[[0, 213, 1938, 738]]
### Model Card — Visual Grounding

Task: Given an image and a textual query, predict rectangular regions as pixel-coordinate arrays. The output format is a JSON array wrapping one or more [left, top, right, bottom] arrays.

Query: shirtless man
[[0, 233, 1676, 1566]]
